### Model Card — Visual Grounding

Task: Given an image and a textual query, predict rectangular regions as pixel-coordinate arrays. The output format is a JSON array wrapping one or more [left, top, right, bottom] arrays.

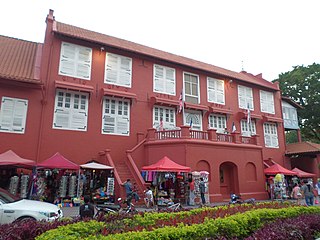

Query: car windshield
[[0, 188, 20, 203]]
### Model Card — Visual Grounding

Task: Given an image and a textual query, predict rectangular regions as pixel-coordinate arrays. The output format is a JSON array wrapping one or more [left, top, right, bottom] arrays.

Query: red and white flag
[[231, 122, 236, 133], [178, 90, 183, 113]]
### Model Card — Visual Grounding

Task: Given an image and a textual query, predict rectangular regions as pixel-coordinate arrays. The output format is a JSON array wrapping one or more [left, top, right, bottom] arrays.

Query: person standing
[[291, 183, 302, 205], [301, 179, 315, 206], [199, 177, 206, 206], [79, 195, 95, 219]]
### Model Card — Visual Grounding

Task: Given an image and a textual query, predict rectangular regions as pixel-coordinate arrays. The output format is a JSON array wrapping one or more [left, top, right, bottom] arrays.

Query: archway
[[219, 162, 239, 199]]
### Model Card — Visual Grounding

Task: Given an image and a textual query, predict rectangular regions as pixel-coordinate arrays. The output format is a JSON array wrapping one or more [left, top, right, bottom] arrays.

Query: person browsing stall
[[79, 195, 95, 219]]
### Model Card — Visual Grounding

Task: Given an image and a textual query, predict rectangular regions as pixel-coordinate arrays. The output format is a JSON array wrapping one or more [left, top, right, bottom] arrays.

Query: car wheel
[[14, 217, 36, 223]]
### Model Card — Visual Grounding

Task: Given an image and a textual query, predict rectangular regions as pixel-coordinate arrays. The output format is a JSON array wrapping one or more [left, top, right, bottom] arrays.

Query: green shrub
[[35, 220, 105, 240]]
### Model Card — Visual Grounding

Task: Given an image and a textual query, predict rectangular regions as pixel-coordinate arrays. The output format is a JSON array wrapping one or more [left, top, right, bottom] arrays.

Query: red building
[[1, 10, 317, 202]]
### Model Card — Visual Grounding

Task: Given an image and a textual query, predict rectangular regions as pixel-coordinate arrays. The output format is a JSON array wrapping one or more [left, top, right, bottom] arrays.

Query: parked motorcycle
[[229, 193, 255, 205], [95, 197, 137, 217]]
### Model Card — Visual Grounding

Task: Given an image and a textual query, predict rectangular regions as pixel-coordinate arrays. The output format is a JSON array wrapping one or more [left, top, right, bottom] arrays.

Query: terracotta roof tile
[[0, 35, 42, 83], [286, 141, 320, 155], [54, 22, 278, 91]]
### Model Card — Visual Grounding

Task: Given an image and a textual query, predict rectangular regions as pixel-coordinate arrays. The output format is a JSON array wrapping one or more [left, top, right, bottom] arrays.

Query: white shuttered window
[[58, 42, 92, 80], [238, 85, 254, 110], [263, 122, 279, 148], [153, 106, 176, 130], [105, 53, 132, 87], [184, 72, 199, 104], [209, 114, 227, 133], [241, 119, 256, 136], [0, 97, 28, 134], [102, 97, 130, 136], [153, 64, 175, 95], [184, 110, 202, 130], [260, 90, 275, 114], [53, 90, 89, 131], [207, 77, 225, 104]]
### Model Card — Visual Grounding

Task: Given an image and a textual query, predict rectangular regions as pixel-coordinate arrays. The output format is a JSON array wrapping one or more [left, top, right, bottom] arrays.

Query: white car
[[0, 188, 63, 224]]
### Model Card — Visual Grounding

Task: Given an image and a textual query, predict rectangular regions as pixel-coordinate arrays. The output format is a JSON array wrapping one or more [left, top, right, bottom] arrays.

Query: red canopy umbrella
[[0, 150, 35, 168], [142, 156, 191, 172], [291, 167, 316, 178], [264, 163, 297, 176], [37, 152, 79, 170]]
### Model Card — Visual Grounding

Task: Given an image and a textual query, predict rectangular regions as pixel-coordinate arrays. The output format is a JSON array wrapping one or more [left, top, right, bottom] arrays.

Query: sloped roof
[[54, 21, 278, 91], [282, 96, 303, 109], [286, 141, 320, 155], [0, 35, 42, 84]]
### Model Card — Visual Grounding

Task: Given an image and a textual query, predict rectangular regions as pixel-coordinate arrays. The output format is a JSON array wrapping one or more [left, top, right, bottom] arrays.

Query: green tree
[[275, 63, 320, 143]]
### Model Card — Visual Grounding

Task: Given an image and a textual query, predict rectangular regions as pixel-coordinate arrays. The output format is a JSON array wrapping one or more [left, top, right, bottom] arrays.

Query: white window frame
[[208, 114, 227, 133], [263, 122, 279, 148], [183, 72, 200, 104], [0, 97, 28, 134], [53, 90, 89, 131], [153, 64, 176, 95], [240, 119, 256, 136], [153, 106, 176, 130], [260, 90, 275, 114], [104, 53, 132, 87], [207, 77, 225, 105], [102, 97, 130, 136], [58, 42, 92, 80], [184, 110, 202, 130], [238, 85, 254, 110]]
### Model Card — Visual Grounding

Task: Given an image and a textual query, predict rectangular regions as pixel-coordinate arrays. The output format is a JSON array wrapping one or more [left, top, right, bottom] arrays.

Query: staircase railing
[[125, 139, 147, 195]]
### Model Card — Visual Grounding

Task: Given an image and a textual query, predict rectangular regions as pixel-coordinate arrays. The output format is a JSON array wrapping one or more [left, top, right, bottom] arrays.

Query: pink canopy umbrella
[[0, 150, 35, 168], [142, 156, 191, 172]]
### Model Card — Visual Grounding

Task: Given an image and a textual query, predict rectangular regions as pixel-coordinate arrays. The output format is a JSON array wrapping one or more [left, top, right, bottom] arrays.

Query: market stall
[[291, 167, 316, 178], [35, 152, 80, 205], [264, 163, 297, 200], [80, 162, 114, 204], [191, 171, 210, 205], [0, 150, 36, 198], [142, 156, 191, 208]]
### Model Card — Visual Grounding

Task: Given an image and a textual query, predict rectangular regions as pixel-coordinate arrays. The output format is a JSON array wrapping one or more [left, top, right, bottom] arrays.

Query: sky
[[1, 0, 320, 81]]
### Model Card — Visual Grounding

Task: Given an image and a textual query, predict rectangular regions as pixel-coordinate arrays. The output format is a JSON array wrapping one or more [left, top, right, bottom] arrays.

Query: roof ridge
[[53, 21, 279, 90]]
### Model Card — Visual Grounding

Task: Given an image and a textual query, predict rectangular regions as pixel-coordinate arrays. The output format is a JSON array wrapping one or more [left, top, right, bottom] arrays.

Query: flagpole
[[182, 89, 185, 126]]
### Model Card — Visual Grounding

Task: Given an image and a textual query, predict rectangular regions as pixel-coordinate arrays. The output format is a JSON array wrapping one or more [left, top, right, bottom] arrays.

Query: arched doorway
[[219, 162, 239, 199]]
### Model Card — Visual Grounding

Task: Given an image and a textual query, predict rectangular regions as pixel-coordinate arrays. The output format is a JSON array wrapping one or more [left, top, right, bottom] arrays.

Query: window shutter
[[105, 53, 118, 83], [70, 111, 87, 130], [105, 53, 132, 87], [0, 98, 14, 131], [271, 135, 279, 147], [76, 47, 92, 79], [207, 79, 215, 102], [116, 116, 129, 135], [119, 57, 132, 87], [12, 100, 28, 132], [53, 109, 70, 129], [165, 68, 175, 95], [102, 115, 115, 133], [59, 43, 76, 76], [216, 80, 225, 104], [238, 86, 246, 108], [0, 98, 28, 133], [154, 65, 164, 92]]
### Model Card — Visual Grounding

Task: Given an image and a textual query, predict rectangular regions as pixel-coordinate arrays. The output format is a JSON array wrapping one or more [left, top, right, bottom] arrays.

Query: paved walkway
[[62, 199, 320, 218]]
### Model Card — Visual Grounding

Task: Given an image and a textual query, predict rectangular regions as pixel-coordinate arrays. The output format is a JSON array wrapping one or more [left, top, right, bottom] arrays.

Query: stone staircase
[[114, 160, 145, 204]]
